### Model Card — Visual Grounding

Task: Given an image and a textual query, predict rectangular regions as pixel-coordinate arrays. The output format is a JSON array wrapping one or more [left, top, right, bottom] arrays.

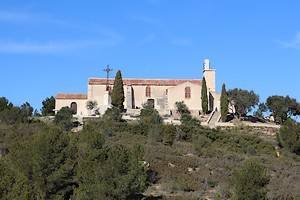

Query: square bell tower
[[203, 59, 216, 92]]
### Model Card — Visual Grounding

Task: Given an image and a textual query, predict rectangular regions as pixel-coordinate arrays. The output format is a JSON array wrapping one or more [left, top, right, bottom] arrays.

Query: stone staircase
[[207, 111, 221, 126]]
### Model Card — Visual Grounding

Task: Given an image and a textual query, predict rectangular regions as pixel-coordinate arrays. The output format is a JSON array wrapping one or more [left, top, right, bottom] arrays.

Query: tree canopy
[[21, 102, 34, 117], [227, 88, 259, 119], [41, 96, 55, 116], [0, 126, 76, 199], [0, 100, 33, 125], [266, 95, 300, 124], [254, 103, 268, 119], [0, 123, 147, 200], [111, 70, 125, 111], [0, 97, 13, 112], [73, 126, 146, 199]]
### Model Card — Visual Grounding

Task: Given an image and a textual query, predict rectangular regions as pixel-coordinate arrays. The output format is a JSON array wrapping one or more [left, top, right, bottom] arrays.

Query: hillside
[[0, 119, 299, 199]]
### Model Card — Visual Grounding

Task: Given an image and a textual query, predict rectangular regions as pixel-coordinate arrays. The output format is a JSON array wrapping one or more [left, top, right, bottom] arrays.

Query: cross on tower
[[103, 65, 113, 91]]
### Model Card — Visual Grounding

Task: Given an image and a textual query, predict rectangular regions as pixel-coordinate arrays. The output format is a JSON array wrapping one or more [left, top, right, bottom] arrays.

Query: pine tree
[[111, 70, 125, 111], [220, 83, 229, 122], [41, 96, 55, 116], [201, 77, 208, 114]]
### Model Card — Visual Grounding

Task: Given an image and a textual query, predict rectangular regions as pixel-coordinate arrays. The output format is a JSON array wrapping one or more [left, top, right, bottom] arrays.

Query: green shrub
[[277, 119, 300, 155], [234, 159, 269, 200], [102, 106, 122, 122], [162, 125, 176, 145], [139, 104, 163, 125], [148, 125, 163, 143], [193, 134, 212, 154], [54, 106, 74, 131]]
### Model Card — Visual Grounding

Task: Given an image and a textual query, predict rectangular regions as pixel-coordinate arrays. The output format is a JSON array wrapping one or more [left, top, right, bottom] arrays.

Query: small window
[[70, 102, 77, 114], [146, 86, 151, 97], [185, 87, 191, 99], [147, 99, 155, 108]]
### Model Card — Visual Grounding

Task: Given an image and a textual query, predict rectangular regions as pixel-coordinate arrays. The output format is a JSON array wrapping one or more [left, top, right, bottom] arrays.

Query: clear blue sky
[[1, 0, 300, 111]]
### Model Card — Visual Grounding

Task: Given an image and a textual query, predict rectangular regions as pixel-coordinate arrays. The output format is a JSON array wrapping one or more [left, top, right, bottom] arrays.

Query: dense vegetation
[[1, 86, 300, 199], [266, 95, 300, 124], [227, 89, 300, 124], [227, 88, 259, 119], [1, 101, 300, 199]]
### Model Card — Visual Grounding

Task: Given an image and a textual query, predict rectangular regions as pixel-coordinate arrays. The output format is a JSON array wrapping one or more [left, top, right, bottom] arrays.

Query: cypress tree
[[201, 77, 208, 114], [111, 70, 125, 111], [220, 83, 229, 122]]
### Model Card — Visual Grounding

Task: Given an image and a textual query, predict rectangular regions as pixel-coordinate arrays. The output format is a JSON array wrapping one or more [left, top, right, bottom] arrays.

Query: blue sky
[[0, 0, 300, 111]]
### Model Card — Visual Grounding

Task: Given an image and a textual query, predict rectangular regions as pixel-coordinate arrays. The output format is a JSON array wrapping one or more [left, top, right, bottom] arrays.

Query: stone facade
[[55, 59, 220, 117]]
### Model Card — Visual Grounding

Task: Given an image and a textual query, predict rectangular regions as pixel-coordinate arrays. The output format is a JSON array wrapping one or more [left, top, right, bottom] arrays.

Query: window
[[146, 86, 151, 97], [185, 87, 191, 99], [70, 102, 77, 114], [147, 99, 155, 108]]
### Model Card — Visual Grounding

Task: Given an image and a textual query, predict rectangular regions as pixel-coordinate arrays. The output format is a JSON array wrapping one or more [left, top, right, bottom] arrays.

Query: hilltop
[[0, 117, 299, 199]]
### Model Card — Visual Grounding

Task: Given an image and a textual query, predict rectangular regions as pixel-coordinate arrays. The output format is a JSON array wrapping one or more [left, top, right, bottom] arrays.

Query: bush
[[139, 104, 163, 125], [234, 159, 269, 200], [162, 125, 176, 145], [0, 106, 31, 125], [193, 134, 212, 154], [54, 107, 74, 131], [102, 106, 122, 122], [148, 125, 163, 142], [175, 101, 200, 126], [180, 113, 201, 126], [277, 119, 300, 155]]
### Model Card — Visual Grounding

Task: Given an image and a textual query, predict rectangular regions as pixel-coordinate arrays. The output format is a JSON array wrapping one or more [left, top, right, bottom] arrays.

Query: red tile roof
[[88, 78, 202, 86], [56, 93, 87, 100]]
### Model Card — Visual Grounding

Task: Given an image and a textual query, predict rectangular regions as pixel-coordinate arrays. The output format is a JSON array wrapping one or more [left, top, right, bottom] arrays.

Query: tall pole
[[103, 65, 113, 91]]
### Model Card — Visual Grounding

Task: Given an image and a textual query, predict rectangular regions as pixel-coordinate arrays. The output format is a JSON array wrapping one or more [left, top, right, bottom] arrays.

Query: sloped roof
[[88, 78, 202, 86], [56, 93, 87, 100]]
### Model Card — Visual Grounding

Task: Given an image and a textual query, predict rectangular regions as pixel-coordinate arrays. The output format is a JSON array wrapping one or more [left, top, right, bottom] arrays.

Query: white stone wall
[[126, 85, 169, 109], [88, 84, 106, 104], [59, 81, 208, 116], [168, 82, 202, 111], [88, 84, 171, 110], [203, 70, 216, 92], [55, 99, 88, 116]]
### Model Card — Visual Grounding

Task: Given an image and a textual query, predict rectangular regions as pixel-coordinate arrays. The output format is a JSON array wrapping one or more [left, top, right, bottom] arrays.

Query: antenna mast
[[103, 65, 113, 91]]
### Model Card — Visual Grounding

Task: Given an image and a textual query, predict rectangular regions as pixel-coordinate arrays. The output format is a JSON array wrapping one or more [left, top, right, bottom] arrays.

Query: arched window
[[146, 86, 151, 97], [70, 102, 77, 114], [185, 87, 191, 99]]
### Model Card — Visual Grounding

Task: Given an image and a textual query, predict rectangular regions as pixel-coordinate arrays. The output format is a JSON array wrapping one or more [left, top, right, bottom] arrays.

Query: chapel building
[[55, 59, 220, 117]]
